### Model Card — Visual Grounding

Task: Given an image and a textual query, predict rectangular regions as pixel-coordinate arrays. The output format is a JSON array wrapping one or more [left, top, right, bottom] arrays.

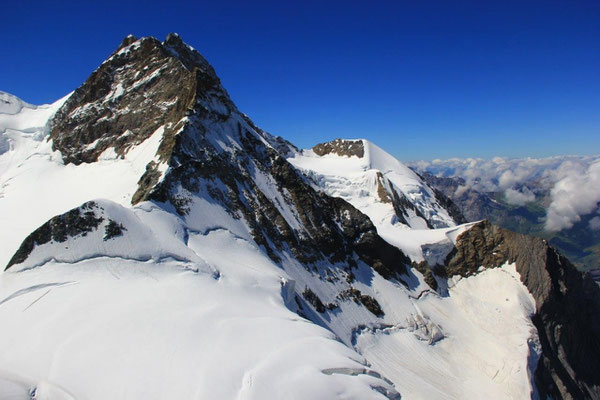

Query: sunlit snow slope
[[0, 202, 398, 400]]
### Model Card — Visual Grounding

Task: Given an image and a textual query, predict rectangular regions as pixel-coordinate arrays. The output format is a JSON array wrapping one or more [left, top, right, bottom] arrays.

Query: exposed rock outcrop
[[313, 138, 365, 158], [6, 202, 104, 269], [49, 34, 212, 165], [13, 33, 600, 399]]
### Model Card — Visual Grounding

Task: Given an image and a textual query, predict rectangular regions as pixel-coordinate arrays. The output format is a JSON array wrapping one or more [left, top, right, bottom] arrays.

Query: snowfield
[[288, 140, 456, 230], [355, 264, 539, 400], [0, 259, 398, 399]]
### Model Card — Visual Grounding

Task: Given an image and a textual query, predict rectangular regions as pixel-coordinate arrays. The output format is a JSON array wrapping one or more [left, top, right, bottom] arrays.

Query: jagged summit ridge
[[49, 33, 228, 165]]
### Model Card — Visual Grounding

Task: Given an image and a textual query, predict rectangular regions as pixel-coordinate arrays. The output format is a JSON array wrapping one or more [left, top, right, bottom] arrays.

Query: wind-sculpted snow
[[0, 195, 540, 399], [0, 120, 168, 268], [354, 264, 539, 400], [1, 194, 403, 398], [0, 258, 399, 399]]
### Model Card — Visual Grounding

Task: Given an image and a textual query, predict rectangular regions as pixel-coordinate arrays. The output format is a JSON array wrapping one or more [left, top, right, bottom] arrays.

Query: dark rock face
[[313, 139, 364, 158], [103, 219, 126, 241], [412, 260, 439, 291], [146, 116, 409, 278], [429, 186, 467, 225], [375, 172, 392, 204], [6, 202, 103, 269], [302, 287, 326, 313], [374, 171, 438, 230], [445, 221, 600, 399], [49, 34, 214, 165], [337, 287, 384, 317], [387, 182, 436, 229]]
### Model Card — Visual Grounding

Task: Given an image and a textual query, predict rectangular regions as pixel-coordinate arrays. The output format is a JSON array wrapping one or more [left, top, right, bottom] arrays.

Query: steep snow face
[[0, 197, 540, 400], [288, 139, 459, 260]]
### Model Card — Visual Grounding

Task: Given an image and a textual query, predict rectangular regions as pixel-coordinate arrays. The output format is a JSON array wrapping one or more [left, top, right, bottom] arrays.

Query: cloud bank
[[546, 159, 600, 231], [410, 155, 600, 232]]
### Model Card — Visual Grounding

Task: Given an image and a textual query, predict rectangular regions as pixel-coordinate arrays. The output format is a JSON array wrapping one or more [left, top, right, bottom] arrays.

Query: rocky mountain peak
[[37, 34, 411, 283], [3, 33, 600, 400], [48, 33, 229, 165], [117, 34, 138, 49]]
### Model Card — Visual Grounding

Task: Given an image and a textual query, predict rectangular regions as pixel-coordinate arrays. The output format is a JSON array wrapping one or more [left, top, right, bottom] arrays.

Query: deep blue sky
[[2, 1, 599, 160]]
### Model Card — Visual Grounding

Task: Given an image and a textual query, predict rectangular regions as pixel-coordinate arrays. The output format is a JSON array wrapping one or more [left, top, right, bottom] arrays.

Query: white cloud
[[545, 159, 600, 231], [454, 185, 469, 198], [504, 187, 536, 206], [589, 216, 600, 231], [410, 155, 600, 232]]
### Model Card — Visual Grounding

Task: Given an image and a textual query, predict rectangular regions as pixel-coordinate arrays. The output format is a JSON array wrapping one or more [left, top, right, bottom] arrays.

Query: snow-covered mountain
[[1, 34, 599, 400], [288, 138, 466, 261]]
